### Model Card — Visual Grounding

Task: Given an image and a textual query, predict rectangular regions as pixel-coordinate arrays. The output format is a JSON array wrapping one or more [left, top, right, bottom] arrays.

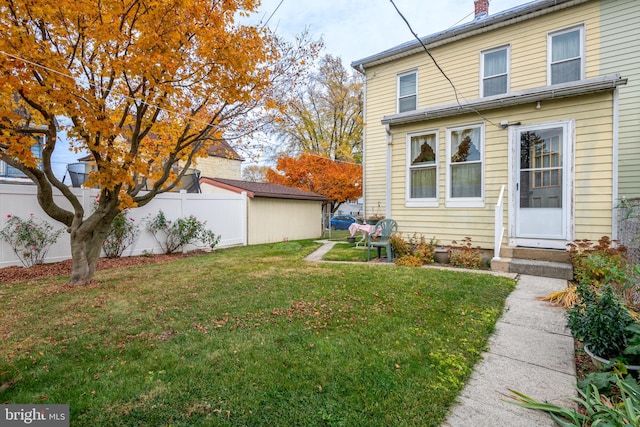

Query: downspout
[[385, 123, 392, 219], [612, 87, 620, 241], [360, 64, 367, 220]]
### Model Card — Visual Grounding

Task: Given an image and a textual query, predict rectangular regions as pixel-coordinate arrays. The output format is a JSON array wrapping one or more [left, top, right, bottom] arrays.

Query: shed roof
[[200, 177, 327, 202]]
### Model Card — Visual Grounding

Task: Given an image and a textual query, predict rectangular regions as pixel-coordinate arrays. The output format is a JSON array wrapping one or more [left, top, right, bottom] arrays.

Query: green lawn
[[322, 242, 387, 262], [0, 240, 515, 426]]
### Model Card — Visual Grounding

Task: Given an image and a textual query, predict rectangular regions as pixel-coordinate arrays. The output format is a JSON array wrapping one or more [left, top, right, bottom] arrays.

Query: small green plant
[[0, 213, 64, 267], [449, 237, 483, 269], [508, 373, 640, 427], [569, 237, 627, 287], [146, 210, 220, 254], [102, 211, 139, 258], [568, 236, 627, 283], [573, 252, 626, 286], [567, 284, 634, 359]]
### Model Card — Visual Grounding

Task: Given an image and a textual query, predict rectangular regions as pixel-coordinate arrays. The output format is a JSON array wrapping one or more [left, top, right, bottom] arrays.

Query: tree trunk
[[69, 221, 112, 285]]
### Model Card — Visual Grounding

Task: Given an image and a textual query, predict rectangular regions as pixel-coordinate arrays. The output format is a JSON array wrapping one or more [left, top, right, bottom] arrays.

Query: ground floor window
[[446, 124, 484, 207], [406, 131, 438, 205]]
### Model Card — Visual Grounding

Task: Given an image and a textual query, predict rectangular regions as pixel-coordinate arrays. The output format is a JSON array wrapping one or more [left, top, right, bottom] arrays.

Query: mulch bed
[[0, 252, 197, 284]]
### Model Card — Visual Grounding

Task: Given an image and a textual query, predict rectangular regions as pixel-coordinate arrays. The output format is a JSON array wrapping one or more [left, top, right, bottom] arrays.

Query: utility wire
[[448, 11, 473, 29], [262, 0, 285, 28], [388, 0, 501, 129]]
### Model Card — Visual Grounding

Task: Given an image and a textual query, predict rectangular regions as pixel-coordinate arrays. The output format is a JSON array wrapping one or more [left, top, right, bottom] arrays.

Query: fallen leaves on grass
[[0, 252, 201, 284]]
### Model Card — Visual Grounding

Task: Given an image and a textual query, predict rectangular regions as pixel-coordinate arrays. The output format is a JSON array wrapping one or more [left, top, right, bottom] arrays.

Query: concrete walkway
[[443, 275, 575, 426], [305, 241, 576, 426]]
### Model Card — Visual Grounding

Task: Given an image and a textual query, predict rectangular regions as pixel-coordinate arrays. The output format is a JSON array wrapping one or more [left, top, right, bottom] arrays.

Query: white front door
[[511, 122, 572, 249]]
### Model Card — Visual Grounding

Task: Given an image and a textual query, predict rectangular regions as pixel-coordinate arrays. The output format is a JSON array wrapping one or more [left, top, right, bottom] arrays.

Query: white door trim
[[508, 120, 575, 249]]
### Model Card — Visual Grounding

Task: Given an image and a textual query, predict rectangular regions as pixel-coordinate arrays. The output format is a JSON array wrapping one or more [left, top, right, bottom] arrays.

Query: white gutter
[[382, 75, 627, 126], [361, 64, 367, 220]]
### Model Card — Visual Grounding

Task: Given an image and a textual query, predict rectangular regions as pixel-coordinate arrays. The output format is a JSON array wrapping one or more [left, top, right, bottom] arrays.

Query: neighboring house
[[200, 177, 326, 245], [0, 135, 43, 184], [335, 199, 364, 217], [68, 139, 242, 192], [351, 0, 639, 262], [194, 140, 243, 181]]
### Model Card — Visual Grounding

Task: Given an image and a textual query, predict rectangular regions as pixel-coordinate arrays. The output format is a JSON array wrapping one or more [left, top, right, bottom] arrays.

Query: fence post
[[241, 191, 248, 246], [180, 190, 187, 219]]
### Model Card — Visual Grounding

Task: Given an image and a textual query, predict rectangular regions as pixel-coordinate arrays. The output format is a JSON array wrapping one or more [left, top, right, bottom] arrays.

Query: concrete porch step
[[492, 246, 573, 280], [500, 246, 571, 264], [491, 257, 573, 280]]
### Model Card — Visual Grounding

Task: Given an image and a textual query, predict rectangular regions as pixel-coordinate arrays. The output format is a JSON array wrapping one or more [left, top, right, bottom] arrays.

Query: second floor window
[[398, 71, 417, 113], [481, 46, 509, 96], [549, 26, 584, 85]]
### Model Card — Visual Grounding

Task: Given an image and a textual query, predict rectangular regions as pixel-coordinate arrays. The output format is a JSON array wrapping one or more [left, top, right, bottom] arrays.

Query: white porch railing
[[493, 185, 505, 260]]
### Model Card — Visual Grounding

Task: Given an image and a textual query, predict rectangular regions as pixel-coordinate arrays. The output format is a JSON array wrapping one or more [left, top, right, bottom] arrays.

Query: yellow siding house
[[352, 0, 638, 264]]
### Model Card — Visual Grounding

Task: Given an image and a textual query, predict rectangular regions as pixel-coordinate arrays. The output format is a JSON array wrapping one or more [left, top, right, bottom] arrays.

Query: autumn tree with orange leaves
[[0, 0, 318, 284], [267, 154, 362, 214]]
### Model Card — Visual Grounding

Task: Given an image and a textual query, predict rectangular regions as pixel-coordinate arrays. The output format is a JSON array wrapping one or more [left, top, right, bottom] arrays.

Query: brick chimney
[[474, 0, 489, 20]]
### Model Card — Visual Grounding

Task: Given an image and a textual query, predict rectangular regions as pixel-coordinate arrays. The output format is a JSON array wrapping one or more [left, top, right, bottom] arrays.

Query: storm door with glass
[[515, 123, 570, 243]]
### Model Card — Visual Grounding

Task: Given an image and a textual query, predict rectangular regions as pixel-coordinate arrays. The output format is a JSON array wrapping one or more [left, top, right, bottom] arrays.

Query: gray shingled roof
[[201, 177, 327, 201], [352, 0, 585, 70], [206, 140, 243, 161]]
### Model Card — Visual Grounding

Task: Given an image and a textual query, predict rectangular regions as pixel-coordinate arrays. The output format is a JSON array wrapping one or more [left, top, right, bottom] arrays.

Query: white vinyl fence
[[0, 184, 247, 268]]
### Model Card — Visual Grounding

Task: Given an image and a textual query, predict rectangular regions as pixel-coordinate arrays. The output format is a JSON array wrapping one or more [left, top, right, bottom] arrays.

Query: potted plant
[[366, 213, 384, 225], [434, 246, 450, 264], [567, 283, 640, 369]]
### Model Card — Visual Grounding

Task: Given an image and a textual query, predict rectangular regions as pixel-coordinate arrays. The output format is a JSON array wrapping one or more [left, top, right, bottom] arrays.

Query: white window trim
[[445, 123, 485, 208], [406, 130, 439, 208], [547, 25, 585, 86], [480, 44, 510, 97], [397, 69, 418, 113]]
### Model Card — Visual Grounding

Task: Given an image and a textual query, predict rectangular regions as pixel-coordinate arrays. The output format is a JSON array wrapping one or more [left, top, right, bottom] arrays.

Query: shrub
[[449, 237, 483, 269], [567, 284, 634, 359], [409, 234, 436, 264], [395, 254, 423, 267], [569, 237, 628, 286], [389, 234, 410, 258], [102, 211, 140, 258], [573, 252, 626, 286], [390, 233, 436, 266], [147, 210, 220, 254], [0, 213, 64, 267]]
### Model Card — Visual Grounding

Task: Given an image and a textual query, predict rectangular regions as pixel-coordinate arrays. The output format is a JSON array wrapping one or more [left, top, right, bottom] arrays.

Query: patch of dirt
[[0, 251, 205, 284], [574, 340, 599, 381]]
